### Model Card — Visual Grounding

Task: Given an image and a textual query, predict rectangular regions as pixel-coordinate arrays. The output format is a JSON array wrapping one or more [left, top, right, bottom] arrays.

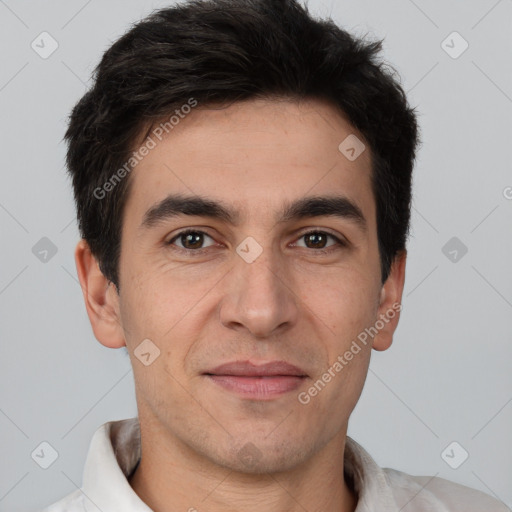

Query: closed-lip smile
[[203, 360, 308, 399]]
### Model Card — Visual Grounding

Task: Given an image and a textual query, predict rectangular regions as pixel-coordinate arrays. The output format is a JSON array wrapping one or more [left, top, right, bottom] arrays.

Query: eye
[[165, 228, 346, 255], [167, 229, 217, 251], [293, 230, 345, 251]]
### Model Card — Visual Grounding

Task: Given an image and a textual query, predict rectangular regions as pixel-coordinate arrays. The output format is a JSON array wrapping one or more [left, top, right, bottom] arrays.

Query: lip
[[204, 360, 308, 400], [206, 360, 307, 377]]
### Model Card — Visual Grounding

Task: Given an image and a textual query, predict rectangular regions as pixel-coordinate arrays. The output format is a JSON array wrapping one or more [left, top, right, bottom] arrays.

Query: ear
[[74, 239, 126, 349], [372, 250, 407, 352]]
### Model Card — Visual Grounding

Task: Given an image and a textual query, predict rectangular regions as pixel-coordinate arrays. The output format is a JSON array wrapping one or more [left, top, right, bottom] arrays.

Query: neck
[[128, 420, 358, 512]]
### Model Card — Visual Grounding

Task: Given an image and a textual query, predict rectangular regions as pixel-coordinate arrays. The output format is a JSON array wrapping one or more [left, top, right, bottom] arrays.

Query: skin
[[75, 97, 406, 512]]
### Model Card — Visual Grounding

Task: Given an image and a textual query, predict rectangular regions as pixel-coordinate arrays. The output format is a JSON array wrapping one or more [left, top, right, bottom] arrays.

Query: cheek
[[295, 264, 378, 338], [119, 262, 214, 371]]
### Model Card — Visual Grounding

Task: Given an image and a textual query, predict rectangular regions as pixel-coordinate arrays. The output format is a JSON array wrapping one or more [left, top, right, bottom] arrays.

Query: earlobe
[[372, 250, 406, 352], [74, 239, 126, 349]]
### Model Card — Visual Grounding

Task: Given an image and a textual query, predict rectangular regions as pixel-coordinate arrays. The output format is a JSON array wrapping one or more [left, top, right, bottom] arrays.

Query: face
[[79, 97, 405, 474]]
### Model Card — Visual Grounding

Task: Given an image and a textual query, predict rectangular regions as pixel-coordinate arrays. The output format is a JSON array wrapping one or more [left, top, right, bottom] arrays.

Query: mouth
[[203, 360, 308, 400]]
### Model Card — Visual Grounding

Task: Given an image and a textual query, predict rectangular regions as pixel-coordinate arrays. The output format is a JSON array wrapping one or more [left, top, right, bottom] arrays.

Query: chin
[[214, 436, 315, 475]]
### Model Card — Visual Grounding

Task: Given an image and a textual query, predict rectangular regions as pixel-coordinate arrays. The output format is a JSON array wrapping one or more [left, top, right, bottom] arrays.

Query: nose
[[219, 245, 299, 339]]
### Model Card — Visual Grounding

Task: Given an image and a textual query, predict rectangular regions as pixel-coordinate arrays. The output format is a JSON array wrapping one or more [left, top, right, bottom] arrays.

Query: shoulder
[[39, 489, 90, 512], [383, 467, 509, 511]]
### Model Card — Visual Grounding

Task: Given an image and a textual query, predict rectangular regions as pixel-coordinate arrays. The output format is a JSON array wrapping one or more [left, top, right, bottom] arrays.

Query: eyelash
[[166, 228, 347, 256]]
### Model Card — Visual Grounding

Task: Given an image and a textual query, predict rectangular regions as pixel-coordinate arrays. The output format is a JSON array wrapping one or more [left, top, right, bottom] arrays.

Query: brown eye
[[168, 230, 215, 250], [304, 232, 328, 249], [295, 231, 344, 251]]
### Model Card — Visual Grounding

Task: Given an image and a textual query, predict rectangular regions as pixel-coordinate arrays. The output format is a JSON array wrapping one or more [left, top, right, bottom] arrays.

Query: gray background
[[0, 0, 511, 510]]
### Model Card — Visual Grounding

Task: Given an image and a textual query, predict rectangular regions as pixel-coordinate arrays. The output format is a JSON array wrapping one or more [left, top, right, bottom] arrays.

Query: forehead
[[123, 97, 375, 228]]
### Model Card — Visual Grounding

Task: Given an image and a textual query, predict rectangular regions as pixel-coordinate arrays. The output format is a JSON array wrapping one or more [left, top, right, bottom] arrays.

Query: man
[[42, 0, 507, 510]]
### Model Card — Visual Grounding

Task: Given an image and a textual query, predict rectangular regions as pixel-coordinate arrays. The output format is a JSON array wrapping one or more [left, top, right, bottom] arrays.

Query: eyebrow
[[139, 193, 367, 232]]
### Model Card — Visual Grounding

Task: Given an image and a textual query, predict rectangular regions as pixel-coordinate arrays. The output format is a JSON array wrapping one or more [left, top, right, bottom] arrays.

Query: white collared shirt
[[40, 417, 508, 511]]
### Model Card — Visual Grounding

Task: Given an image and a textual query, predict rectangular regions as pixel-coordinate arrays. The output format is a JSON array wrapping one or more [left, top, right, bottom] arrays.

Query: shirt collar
[[344, 435, 397, 511], [81, 417, 398, 511], [82, 417, 151, 512]]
